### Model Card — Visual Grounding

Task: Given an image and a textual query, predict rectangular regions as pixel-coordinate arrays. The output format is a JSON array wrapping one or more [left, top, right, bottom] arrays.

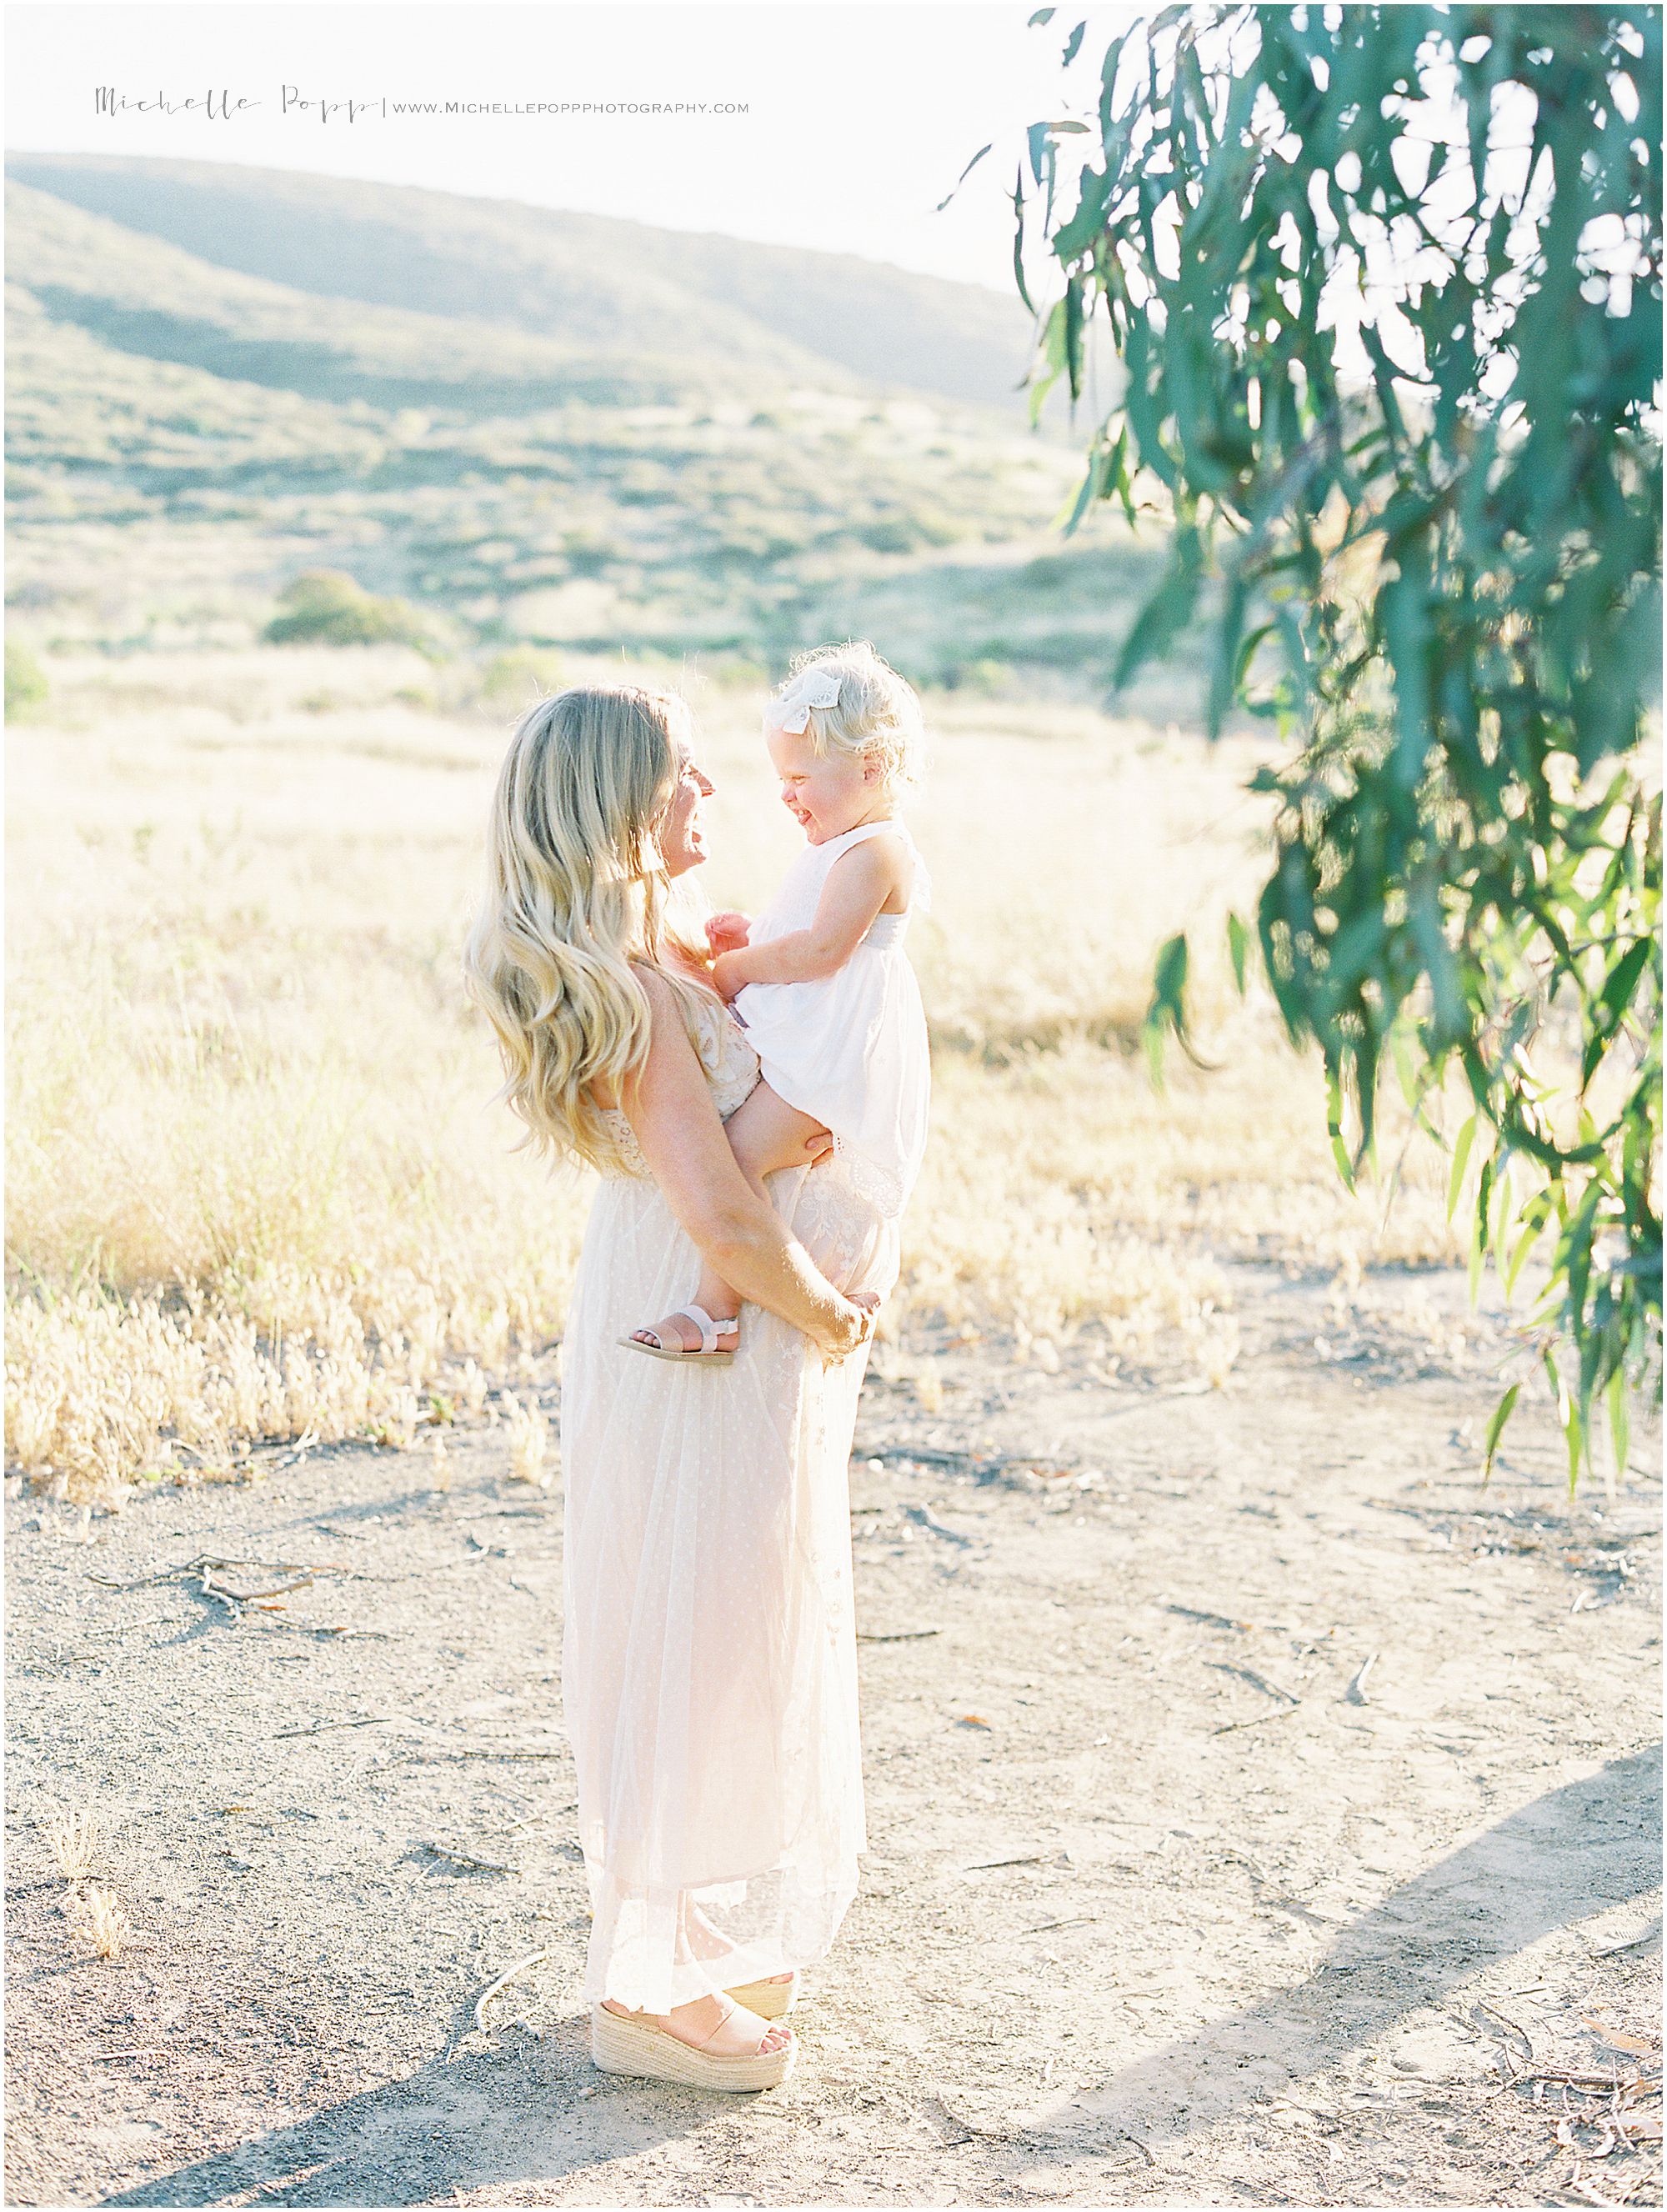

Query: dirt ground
[[7, 1262, 1661, 2210]]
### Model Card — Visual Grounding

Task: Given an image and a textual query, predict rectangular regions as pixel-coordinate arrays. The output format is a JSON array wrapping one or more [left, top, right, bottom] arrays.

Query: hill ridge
[[7, 152, 1033, 413], [5, 178, 843, 413]]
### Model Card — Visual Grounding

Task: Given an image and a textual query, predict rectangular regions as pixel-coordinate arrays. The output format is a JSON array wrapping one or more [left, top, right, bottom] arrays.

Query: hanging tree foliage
[[1009, 3, 1661, 1483]]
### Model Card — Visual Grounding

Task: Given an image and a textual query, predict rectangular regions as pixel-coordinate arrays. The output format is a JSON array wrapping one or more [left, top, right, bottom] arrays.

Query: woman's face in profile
[[659, 738, 714, 877]]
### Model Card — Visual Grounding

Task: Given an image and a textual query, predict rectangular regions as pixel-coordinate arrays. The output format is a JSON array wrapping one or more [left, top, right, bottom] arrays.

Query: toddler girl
[[623, 641, 930, 1364]]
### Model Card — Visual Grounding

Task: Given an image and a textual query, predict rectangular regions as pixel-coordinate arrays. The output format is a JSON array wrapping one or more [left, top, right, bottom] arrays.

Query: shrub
[[945, 658, 1014, 698], [263, 570, 433, 653], [6, 640, 48, 718], [855, 514, 960, 556], [477, 648, 566, 713]]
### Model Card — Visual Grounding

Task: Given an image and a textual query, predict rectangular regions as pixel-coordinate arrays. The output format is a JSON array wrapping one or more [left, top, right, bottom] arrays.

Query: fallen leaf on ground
[[1580, 2015, 1661, 2057]]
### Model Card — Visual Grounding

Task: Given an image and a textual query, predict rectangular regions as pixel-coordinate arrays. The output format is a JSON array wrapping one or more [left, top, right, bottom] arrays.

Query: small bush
[[75, 1884, 133, 1961], [42, 1804, 103, 1883], [6, 639, 48, 718], [945, 658, 1014, 698], [854, 518, 924, 557], [263, 571, 433, 653], [477, 648, 566, 713], [707, 654, 770, 688]]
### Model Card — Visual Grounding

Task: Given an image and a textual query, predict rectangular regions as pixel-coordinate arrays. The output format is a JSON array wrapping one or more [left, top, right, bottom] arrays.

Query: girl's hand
[[705, 910, 752, 953]]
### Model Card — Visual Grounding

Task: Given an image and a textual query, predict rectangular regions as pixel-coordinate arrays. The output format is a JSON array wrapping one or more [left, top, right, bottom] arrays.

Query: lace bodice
[[597, 991, 760, 1179]]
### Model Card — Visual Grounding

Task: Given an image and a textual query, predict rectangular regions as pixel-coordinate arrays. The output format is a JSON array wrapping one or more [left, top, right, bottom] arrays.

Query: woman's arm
[[711, 838, 902, 998], [615, 973, 872, 1359]]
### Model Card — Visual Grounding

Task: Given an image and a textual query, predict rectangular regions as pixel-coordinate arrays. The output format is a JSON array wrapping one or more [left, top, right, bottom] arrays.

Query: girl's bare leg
[[627, 1083, 828, 1354], [688, 1083, 828, 1319]]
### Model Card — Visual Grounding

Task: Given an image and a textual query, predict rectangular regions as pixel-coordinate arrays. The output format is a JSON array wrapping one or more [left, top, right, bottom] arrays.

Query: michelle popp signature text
[[93, 87, 382, 124]]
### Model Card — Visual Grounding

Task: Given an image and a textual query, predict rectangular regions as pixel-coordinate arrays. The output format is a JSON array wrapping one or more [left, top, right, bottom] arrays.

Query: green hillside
[[7, 179, 857, 414], [5, 161, 1209, 708], [7, 154, 1033, 413]]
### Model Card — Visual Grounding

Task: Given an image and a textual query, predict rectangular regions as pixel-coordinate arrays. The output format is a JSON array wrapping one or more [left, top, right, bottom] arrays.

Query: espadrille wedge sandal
[[590, 1999, 795, 2092], [619, 1305, 739, 1365], [724, 1972, 798, 2019]]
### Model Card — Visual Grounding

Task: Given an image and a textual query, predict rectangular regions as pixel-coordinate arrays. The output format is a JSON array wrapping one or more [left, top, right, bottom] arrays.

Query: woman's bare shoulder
[[629, 960, 680, 1018], [635, 959, 723, 1033], [588, 963, 710, 1112]]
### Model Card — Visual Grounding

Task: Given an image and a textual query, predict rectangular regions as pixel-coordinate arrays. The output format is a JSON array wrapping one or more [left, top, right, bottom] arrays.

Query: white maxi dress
[[559, 991, 899, 2014]]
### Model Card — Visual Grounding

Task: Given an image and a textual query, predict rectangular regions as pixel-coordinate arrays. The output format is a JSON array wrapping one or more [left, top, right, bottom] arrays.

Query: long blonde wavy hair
[[463, 683, 717, 1173]]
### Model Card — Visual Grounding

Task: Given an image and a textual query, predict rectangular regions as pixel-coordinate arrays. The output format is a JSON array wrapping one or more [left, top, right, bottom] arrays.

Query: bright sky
[[6, 2, 1145, 293]]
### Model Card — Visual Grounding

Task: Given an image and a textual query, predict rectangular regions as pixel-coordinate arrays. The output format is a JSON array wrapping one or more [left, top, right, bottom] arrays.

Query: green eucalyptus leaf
[[936, 142, 993, 214], [1227, 910, 1252, 996], [1606, 1367, 1631, 1481], [1481, 1383, 1519, 1483], [1446, 1114, 1477, 1223]]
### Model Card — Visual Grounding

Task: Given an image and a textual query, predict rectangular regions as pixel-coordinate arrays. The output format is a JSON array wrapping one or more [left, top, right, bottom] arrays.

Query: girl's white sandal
[[619, 1306, 738, 1364], [724, 1972, 798, 2019], [589, 1999, 796, 2092]]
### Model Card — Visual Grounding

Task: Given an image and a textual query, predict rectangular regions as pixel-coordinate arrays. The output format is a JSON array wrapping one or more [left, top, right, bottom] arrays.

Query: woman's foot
[[600, 1994, 791, 2058], [670, 1902, 797, 2013], [622, 1305, 739, 1362]]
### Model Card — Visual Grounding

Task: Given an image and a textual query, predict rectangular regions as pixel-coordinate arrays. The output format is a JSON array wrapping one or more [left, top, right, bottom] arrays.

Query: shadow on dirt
[[100, 1750, 1659, 2204], [1001, 1745, 1662, 2177], [98, 2008, 712, 2207]]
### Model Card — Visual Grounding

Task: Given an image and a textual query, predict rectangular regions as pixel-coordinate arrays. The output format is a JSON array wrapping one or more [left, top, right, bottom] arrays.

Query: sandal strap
[[687, 1996, 768, 2056], [688, 1996, 737, 2052], [679, 1305, 738, 1354]]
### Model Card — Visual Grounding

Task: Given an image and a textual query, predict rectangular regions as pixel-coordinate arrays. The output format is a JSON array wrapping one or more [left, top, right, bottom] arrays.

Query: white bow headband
[[768, 666, 842, 734]]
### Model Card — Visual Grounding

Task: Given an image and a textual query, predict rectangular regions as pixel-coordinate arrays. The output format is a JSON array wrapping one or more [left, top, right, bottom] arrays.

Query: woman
[[464, 683, 893, 2093]]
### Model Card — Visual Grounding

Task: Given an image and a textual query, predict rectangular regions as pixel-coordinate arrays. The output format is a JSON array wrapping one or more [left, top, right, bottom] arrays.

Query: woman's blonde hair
[[463, 683, 714, 1173], [768, 640, 925, 802]]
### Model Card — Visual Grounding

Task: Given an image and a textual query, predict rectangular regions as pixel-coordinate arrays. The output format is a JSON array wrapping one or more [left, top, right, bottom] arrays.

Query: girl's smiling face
[[766, 725, 878, 845]]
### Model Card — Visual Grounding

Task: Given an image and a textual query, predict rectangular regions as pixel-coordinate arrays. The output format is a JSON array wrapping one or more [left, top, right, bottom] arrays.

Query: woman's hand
[[705, 910, 752, 954], [818, 1290, 881, 1365]]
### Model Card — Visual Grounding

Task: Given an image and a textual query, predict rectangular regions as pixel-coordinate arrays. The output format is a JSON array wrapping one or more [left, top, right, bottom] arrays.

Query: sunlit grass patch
[[41, 1804, 106, 1884], [6, 649, 1466, 1497], [72, 1884, 133, 1962]]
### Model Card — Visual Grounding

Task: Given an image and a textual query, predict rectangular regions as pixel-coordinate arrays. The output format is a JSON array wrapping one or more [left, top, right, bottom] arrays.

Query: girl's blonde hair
[[768, 640, 925, 802], [463, 683, 714, 1174]]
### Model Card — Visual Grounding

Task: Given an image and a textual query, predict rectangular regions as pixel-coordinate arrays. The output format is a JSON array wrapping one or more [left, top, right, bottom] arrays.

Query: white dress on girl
[[731, 819, 932, 1221]]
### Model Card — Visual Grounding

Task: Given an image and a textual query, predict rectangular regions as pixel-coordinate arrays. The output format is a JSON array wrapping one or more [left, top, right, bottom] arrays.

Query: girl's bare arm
[[711, 838, 905, 996]]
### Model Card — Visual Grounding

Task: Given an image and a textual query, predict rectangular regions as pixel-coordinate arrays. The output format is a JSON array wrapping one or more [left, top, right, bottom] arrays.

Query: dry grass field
[[8, 644, 1660, 2212], [4, 642, 1478, 1499]]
